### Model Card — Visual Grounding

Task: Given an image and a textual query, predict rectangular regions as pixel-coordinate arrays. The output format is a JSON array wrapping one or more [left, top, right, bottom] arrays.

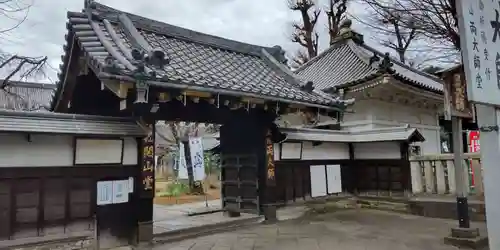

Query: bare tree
[[326, 0, 350, 44], [156, 122, 220, 193], [359, 0, 460, 51], [353, 3, 418, 63], [288, 0, 321, 66], [1, 0, 49, 97]]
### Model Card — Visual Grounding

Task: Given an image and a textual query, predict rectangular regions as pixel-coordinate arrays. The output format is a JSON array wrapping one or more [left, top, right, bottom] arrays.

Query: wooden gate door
[[221, 154, 260, 214], [218, 113, 266, 215]]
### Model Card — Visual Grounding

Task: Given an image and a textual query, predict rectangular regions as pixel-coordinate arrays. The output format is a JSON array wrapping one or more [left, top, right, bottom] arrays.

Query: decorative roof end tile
[[337, 19, 364, 44], [146, 48, 170, 69], [300, 81, 315, 93], [270, 45, 288, 65], [379, 52, 394, 72], [103, 56, 121, 74]]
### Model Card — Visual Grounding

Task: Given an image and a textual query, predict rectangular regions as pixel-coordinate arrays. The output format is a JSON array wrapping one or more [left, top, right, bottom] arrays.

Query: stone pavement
[[153, 200, 259, 234], [153, 209, 488, 250]]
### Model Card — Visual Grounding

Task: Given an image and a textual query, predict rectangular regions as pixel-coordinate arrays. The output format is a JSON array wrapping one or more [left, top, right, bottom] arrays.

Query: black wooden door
[[221, 154, 260, 214]]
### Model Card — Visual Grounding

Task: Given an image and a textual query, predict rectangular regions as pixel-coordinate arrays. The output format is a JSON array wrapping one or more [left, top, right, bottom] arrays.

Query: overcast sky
[[0, 0, 375, 83]]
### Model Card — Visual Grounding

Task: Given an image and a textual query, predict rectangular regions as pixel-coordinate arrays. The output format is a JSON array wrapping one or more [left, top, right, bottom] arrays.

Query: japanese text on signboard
[[265, 132, 275, 185], [141, 125, 155, 192], [458, 0, 500, 105]]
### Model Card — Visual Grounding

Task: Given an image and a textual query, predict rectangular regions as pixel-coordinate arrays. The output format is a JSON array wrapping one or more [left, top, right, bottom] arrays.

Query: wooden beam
[[102, 80, 134, 99]]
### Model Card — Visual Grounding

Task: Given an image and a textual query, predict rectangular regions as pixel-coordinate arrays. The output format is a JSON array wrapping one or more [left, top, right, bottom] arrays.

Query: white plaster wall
[[353, 142, 401, 159], [301, 142, 349, 160], [345, 99, 441, 154], [275, 142, 349, 160], [0, 133, 138, 167], [276, 140, 403, 160]]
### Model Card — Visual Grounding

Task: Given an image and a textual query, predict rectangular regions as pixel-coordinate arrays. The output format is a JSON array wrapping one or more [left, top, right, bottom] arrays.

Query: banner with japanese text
[[189, 137, 205, 181]]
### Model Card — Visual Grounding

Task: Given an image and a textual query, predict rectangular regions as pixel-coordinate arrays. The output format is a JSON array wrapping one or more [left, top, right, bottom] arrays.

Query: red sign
[[468, 131, 480, 186], [468, 131, 480, 153]]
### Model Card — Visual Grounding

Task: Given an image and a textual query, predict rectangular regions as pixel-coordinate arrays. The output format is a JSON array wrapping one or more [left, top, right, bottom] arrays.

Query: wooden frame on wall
[[279, 142, 303, 160], [73, 137, 125, 166]]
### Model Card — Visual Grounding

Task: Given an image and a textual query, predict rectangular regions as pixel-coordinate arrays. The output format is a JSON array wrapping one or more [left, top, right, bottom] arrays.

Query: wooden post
[[263, 129, 277, 222], [136, 123, 155, 243]]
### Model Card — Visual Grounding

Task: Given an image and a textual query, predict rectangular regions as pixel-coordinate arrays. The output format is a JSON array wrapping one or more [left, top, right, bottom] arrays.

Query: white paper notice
[[97, 181, 113, 206], [112, 180, 129, 204], [128, 177, 134, 193], [178, 142, 189, 179], [189, 137, 206, 181]]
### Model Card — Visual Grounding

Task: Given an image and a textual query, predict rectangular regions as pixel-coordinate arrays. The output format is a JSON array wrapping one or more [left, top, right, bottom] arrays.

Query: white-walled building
[[287, 21, 445, 155]]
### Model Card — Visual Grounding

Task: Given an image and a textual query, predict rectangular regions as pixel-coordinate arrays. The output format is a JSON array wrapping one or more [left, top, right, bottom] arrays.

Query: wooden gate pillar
[[262, 129, 277, 222], [136, 123, 155, 243]]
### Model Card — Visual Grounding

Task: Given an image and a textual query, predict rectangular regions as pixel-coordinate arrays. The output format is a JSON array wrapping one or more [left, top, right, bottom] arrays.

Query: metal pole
[[475, 105, 500, 249], [452, 116, 470, 228]]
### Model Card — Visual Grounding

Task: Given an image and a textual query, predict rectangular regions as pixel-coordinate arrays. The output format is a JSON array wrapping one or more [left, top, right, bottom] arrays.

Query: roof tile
[[295, 36, 444, 93], [58, 2, 347, 110], [0, 81, 55, 111]]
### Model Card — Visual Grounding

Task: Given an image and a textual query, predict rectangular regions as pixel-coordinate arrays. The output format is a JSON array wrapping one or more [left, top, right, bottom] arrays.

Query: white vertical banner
[[189, 137, 206, 181], [178, 142, 189, 179]]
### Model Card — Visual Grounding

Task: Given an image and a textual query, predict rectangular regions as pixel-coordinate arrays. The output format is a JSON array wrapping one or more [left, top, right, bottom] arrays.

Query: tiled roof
[[0, 109, 146, 136], [0, 81, 55, 111], [295, 30, 444, 93], [53, 1, 348, 110], [283, 125, 425, 143]]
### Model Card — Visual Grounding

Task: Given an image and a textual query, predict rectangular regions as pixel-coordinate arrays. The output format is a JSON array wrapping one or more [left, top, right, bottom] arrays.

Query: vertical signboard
[[265, 130, 276, 186], [140, 124, 155, 198], [458, 1, 500, 247], [458, 0, 500, 106]]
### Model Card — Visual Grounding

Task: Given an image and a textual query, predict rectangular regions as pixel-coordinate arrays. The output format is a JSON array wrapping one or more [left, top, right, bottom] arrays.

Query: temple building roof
[[0, 81, 55, 111], [52, 0, 350, 111], [295, 20, 444, 94]]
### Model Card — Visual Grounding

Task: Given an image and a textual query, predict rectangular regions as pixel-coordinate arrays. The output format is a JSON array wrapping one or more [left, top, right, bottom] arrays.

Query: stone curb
[[186, 208, 223, 216], [0, 234, 91, 250], [153, 216, 263, 245]]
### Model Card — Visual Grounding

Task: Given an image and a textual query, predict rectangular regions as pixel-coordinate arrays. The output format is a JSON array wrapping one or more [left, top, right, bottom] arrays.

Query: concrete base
[[443, 227, 488, 249], [137, 221, 153, 243], [223, 211, 241, 218], [263, 206, 277, 223]]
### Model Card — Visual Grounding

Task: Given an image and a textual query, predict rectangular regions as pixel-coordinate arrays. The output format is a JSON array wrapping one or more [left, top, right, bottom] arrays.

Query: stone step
[[153, 216, 263, 245], [356, 199, 409, 213]]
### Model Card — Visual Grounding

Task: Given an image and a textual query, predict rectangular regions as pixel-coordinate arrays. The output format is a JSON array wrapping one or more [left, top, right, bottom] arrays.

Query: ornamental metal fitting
[[479, 125, 499, 132]]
